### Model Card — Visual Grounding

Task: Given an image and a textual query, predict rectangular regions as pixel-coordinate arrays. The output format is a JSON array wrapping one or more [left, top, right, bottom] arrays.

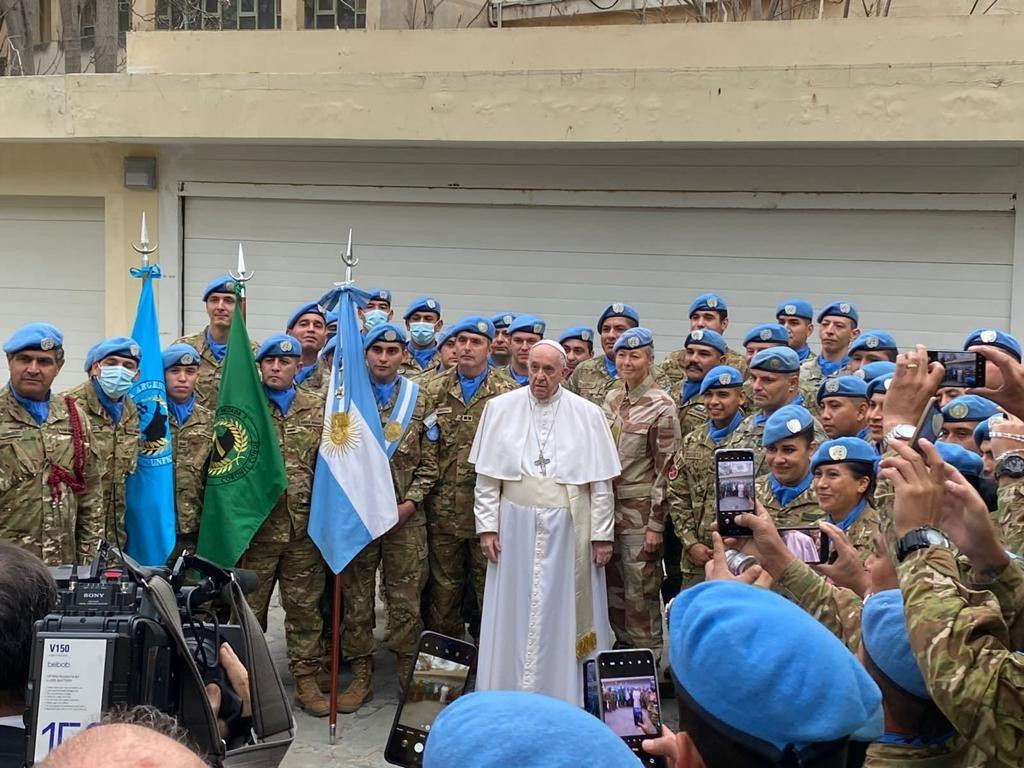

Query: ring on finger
[[906, 363, 919, 369]]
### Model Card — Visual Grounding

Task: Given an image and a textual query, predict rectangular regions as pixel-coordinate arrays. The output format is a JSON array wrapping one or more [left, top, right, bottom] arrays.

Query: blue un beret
[[508, 315, 546, 337], [403, 296, 442, 319], [867, 374, 894, 398], [862, 590, 930, 700], [256, 333, 302, 361], [743, 323, 789, 347], [965, 327, 1023, 362], [855, 361, 897, 383], [750, 346, 801, 374], [700, 365, 744, 395], [286, 301, 325, 331], [437, 326, 456, 347], [816, 375, 870, 406], [669, 581, 881, 752], [598, 302, 640, 329], [817, 300, 859, 327], [613, 327, 654, 353], [811, 437, 879, 475], [84, 336, 141, 372], [689, 293, 727, 315], [363, 322, 407, 350], [685, 328, 727, 355], [423, 691, 640, 768], [942, 395, 1001, 424], [763, 404, 815, 447], [776, 299, 814, 322], [3, 322, 63, 355], [558, 326, 594, 347], [451, 316, 496, 341], [849, 330, 897, 355], [935, 440, 984, 479], [202, 274, 237, 301], [161, 343, 201, 370], [325, 307, 340, 327], [973, 418, 993, 448], [490, 311, 517, 329], [367, 288, 392, 305]]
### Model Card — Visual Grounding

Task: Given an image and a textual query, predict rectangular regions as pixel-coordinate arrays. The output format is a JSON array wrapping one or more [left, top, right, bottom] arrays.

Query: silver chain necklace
[[529, 393, 561, 476]]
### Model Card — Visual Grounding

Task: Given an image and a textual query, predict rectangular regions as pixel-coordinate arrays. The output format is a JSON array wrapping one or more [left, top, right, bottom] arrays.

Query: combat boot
[[294, 675, 331, 717], [316, 665, 337, 695], [397, 654, 415, 697], [336, 656, 374, 713]]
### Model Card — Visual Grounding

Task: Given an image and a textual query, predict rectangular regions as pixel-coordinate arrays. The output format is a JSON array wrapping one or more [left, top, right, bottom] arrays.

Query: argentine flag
[[309, 283, 399, 574]]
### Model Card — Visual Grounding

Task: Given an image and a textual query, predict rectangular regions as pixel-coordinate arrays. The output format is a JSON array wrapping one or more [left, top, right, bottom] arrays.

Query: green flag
[[197, 295, 287, 567]]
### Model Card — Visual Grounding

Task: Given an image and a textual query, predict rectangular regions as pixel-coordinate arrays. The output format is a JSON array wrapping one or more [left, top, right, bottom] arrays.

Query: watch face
[[1003, 455, 1024, 474], [923, 528, 948, 546], [894, 424, 916, 439]]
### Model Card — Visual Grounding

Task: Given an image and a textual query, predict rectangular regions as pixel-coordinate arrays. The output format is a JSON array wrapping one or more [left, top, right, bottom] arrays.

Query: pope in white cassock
[[468, 339, 621, 705]]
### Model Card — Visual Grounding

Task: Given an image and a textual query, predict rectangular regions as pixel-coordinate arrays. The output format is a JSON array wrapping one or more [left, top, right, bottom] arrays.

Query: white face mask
[[409, 322, 437, 346], [97, 365, 136, 399], [364, 309, 389, 330]]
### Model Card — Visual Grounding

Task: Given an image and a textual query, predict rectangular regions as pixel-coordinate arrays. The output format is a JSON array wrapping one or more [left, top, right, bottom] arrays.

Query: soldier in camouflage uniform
[[776, 298, 815, 364], [565, 303, 638, 406], [662, 329, 728, 438], [487, 311, 516, 369], [174, 275, 258, 409], [238, 333, 330, 716], [286, 301, 328, 391], [337, 323, 438, 713], [755, 404, 823, 528], [848, 330, 898, 374], [557, 325, 594, 376], [602, 328, 680, 654], [740, 323, 818, 412], [61, 337, 142, 555], [421, 317, 517, 639], [667, 365, 745, 587], [654, 293, 747, 393], [504, 314, 545, 387], [162, 343, 214, 561], [1, 323, 103, 565], [809, 437, 880, 561], [398, 296, 443, 378], [816, 375, 871, 441], [799, 300, 859, 394]]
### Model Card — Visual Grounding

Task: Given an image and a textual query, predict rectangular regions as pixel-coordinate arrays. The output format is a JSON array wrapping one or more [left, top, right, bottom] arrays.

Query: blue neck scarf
[[857, 427, 873, 443], [206, 328, 227, 363], [604, 355, 617, 378], [371, 376, 399, 407], [9, 382, 49, 425], [877, 731, 956, 747], [168, 394, 196, 426], [460, 369, 489, 404], [770, 473, 813, 508], [507, 366, 528, 386], [754, 410, 771, 427], [92, 378, 124, 424], [829, 496, 869, 532], [408, 342, 437, 370], [796, 344, 811, 362], [708, 411, 743, 445], [264, 385, 297, 416], [818, 354, 849, 378], [295, 362, 317, 386], [680, 379, 702, 405]]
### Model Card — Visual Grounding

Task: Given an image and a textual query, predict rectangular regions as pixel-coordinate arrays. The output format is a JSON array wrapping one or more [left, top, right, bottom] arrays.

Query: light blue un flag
[[309, 283, 398, 574], [124, 265, 176, 565]]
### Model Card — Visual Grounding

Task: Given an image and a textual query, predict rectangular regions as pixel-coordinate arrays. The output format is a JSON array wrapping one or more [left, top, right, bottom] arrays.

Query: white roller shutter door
[[0, 196, 105, 391], [181, 195, 1013, 355]]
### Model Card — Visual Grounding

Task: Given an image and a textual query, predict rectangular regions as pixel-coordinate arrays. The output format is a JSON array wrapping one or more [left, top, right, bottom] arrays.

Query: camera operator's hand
[[968, 345, 1024, 420], [814, 522, 870, 598], [939, 459, 1009, 581], [705, 532, 762, 585], [880, 438, 946, 538], [641, 725, 687, 768], [733, 502, 794, 579], [206, 643, 252, 740], [882, 345, 945, 439]]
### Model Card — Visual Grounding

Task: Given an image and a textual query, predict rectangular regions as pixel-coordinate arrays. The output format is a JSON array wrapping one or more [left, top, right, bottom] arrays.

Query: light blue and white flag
[[124, 264, 176, 565], [309, 283, 399, 574]]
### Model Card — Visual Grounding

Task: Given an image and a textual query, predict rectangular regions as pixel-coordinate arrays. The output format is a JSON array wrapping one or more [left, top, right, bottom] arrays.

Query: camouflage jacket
[[996, 478, 1024, 557], [654, 345, 748, 392], [666, 424, 717, 567], [665, 387, 710, 439], [565, 355, 622, 407], [251, 388, 325, 544], [422, 368, 518, 538], [173, 328, 260, 411], [799, 355, 854, 395], [398, 346, 438, 380], [376, 378, 439, 526], [170, 401, 214, 536], [831, 502, 882, 563], [727, 409, 827, 478], [741, 376, 820, 419], [297, 357, 330, 396], [0, 386, 103, 565], [754, 475, 824, 528], [62, 380, 140, 554], [603, 375, 681, 536]]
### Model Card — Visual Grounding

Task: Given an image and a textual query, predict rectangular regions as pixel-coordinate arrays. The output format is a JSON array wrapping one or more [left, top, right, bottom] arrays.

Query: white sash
[[383, 377, 419, 458]]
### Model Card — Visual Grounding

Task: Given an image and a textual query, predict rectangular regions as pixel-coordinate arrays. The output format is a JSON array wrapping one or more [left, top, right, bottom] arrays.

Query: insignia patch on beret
[[40, 337, 54, 351], [223, 282, 234, 291], [627, 336, 640, 349], [839, 302, 851, 314], [718, 373, 731, 385], [612, 303, 624, 313], [384, 330, 398, 342], [280, 340, 293, 353], [786, 419, 802, 434], [378, 291, 387, 299], [582, 331, 592, 341], [931, 413, 945, 435], [181, 353, 195, 365], [769, 357, 781, 370], [533, 323, 543, 334], [477, 322, 488, 333], [825, 379, 840, 394], [884, 378, 892, 391], [854, 370, 865, 379], [759, 329, 772, 341], [707, 297, 719, 309], [691, 330, 704, 342], [502, 315, 512, 326], [950, 403, 969, 420], [828, 444, 848, 461], [866, 337, 879, 349], [784, 304, 797, 316], [427, 299, 437, 310], [130, 343, 140, 357], [981, 329, 997, 343]]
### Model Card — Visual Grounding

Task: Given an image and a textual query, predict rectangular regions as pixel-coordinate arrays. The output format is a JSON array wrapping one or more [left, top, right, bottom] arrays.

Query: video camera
[[23, 542, 294, 767]]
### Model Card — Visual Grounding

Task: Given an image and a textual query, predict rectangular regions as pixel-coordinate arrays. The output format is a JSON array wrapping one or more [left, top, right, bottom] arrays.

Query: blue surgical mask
[[409, 322, 437, 346], [97, 365, 136, 399], [364, 309, 389, 330]]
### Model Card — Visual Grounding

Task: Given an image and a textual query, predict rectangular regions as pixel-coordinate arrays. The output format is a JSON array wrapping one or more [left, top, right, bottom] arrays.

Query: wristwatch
[[885, 424, 916, 445], [896, 526, 951, 563], [995, 454, 1024, 481]]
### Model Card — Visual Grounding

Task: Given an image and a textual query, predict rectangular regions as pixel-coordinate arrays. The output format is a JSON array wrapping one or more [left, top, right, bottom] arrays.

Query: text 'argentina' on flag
[[308, 283, 398, 574]]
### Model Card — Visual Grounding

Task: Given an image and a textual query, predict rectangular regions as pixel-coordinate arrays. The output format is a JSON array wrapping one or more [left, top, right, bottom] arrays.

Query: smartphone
[[583, 659, 601, 718], [928, 350, 986, 389], [596, 649, 667, 768], [911, 396, 944, 452], [715, 448, 757, 537], [777, 526, 831, 565], [384, 631, 477, 767]]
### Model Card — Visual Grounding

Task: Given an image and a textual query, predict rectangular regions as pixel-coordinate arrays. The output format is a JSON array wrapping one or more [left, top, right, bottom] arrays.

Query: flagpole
[[328, 228, 356, 745], [131, 211, 157, 271], [230, 243, 254, 323]]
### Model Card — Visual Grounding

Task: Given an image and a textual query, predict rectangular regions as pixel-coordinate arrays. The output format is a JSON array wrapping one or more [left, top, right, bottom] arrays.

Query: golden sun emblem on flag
[[322, 410, 361, 456]]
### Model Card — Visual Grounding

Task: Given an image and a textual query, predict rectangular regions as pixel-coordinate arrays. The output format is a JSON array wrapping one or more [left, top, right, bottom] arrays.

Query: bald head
[[527, 341, 569, 402], [40, 724, 207, 768]]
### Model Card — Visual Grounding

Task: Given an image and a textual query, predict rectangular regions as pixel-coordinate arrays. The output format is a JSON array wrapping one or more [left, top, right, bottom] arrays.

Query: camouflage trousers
[[341, 522, 428, 661], [607, 534, 664, 655], [240, 533, 326, 680], [424, 529, 487, 640]]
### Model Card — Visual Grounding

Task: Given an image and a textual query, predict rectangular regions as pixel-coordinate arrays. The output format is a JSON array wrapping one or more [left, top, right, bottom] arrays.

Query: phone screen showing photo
[[397, 652, 472, 732]]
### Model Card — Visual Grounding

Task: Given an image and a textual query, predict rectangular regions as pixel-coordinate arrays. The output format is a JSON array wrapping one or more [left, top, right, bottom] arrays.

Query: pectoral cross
[[534, 450, 551, 477]]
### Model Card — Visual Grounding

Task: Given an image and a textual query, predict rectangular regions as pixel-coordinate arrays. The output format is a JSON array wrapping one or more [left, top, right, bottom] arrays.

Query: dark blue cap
[[84, 336, 141, 372], [689, 293, 727, 315], [750, 346, 801, 374], [451, 316, 496, 340], [849, 331, 897, 355], [558, 326, 594, 346], [776, 299, 814, 321], [363, 322, 407, 350], [404, 296, 441, 319], [942, 395, 1001, 424], [597, 303, 640, 328], [685, 328, 727, 354], [743, 323, 789, 347], [508, 315, 546, 337], [816, 375, 869, 406], [286, 301, 325, 331], [256, 333, 302, 361], [490, 311, 516, 329], [817, 301, 859, 327], [935, 440, 984, 479]]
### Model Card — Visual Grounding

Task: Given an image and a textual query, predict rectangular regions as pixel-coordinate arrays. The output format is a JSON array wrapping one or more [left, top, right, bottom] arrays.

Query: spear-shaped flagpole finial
[[229, 242, 255, 297], [131, 212, 157, 268], [342, 228, 357, 283]]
